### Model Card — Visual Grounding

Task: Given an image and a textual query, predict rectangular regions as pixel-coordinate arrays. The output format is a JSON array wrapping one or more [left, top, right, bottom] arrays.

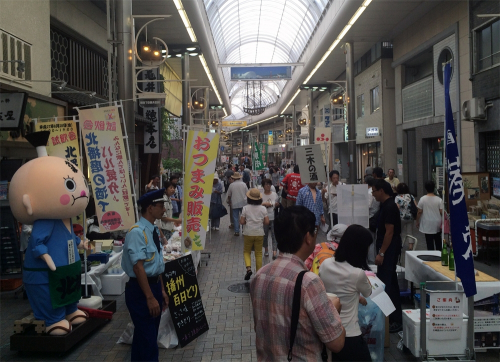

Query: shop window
[[475, 19, 500, 72], [0, 30, 31, 81], [370, 87, 380, 113], [357, 94, 364, 118]]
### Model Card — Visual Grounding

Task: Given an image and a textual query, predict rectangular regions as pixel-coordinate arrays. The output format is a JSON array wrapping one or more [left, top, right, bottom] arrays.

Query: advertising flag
[[444, 63, 476, 297], [252, 141, 264, 170], [35, 120, 81, 169], [182, 130, 219, 251], [78, 106, 136, 232]]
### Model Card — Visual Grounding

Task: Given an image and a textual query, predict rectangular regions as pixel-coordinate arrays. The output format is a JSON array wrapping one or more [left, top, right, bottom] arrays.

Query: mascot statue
[[9, 131, 90, 335]]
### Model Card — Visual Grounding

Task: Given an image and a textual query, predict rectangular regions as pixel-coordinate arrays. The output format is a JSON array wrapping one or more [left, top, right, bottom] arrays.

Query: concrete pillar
[[292, 104, 296, 162], [346, 42, 357, 184], [116, 0, 135, 173], [182, 52, 190, 126]]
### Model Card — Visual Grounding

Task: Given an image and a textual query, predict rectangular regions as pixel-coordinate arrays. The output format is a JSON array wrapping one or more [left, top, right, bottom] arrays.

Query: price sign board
[[163, 254, 209, 347]]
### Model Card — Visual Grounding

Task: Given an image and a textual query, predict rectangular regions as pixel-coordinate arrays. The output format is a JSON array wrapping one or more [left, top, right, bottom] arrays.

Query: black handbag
[[409, 195, 418, 220], [209, 195, 227, 219], [289, 270, 327, 362]]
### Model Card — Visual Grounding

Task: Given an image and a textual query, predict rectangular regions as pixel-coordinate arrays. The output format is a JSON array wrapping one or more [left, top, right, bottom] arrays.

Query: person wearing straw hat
[[240, 188, 269, 280], [227, 172, 249, 236]]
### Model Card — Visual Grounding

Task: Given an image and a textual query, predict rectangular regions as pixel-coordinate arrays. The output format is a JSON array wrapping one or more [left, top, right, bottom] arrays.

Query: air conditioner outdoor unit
[[462, 98, 486, 120]]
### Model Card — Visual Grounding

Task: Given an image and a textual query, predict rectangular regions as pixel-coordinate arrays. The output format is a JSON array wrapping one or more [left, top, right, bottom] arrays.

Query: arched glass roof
[[203, 0, 330, 120]]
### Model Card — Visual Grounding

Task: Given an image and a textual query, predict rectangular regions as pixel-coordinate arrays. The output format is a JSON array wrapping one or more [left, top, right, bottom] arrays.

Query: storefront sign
[[182, 130, 219, 251], [35, 120, 81, 169], [295, 144, 326, 184], [366, 127, 379, 137], [163, 254, 209, 347], [0, 92, 28, 130], [268, 130, 273, 145], [221, 120, 247, 127], [142, 69, 161, 154], [429, 292, 463, 340], [314, 127, 331, 164], [268, 145, 286, 153], [323, 106, 331, 127], [78, 106, 135, 232]]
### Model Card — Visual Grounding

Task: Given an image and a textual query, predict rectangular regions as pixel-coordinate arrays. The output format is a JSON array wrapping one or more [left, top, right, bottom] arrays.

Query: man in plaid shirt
[[250, 206, 345, 361], [296, 183, 326, 226]]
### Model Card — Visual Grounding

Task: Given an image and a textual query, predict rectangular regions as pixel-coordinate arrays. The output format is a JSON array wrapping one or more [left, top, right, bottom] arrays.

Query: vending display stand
[[416, 281, 475, 362]]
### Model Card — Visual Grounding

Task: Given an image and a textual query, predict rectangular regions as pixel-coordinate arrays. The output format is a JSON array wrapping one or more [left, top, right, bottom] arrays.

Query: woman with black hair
[[319, 225, 373, 362]]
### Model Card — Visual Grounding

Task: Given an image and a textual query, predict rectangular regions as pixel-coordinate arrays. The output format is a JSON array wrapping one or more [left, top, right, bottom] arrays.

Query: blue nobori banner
[[444, 63, 476, 297]]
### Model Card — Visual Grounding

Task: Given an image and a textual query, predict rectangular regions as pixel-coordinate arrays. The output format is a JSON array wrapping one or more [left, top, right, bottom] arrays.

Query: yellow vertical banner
[[182, 130, 219, 251], [35, 120, 85, 229], [35, 120, 81, 169], [78, 106, 136, 232]]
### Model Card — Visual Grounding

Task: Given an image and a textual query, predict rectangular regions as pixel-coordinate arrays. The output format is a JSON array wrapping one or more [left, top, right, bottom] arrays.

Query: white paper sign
[[367, 275, 396, 316], [295, 144, 327, 184], [314, 127, 331, 164], [337, 184, 369, 227], [429, 292, 463, 340]]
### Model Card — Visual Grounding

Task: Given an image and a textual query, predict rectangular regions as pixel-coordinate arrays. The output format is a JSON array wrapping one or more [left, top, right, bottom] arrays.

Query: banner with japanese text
[[78, 106, 135, 232], [314, 127, 331, 165], [35, 120, 81, 169], [182, 130, 219, 252], [35, 120, 84, 228], [252, 141, 264, 170], [259, 143, 268, 164], [444, 63, 476, 297]]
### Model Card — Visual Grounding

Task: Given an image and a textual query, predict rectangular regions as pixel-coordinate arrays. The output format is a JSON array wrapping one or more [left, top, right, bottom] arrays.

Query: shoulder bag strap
[[288, 270, 307, 361]]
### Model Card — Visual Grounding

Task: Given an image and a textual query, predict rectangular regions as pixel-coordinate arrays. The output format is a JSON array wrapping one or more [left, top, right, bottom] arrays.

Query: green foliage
[[161, 109, 181, 157], [162, 158, 182, 173]]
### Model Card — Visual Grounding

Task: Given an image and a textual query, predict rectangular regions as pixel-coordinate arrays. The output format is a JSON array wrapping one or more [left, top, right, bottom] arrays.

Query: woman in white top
[[260, 179, 280, 259], [240, 188, 269, 280], [319, 225, 373, 362], [155, 181, 181, 243], [416, 180, 443, 251]]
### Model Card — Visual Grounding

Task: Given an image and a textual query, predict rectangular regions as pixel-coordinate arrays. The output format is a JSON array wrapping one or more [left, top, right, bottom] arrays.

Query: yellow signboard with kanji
[[78, 106, 135, 232], [221, 120, 247, 127], [35, 120, 81, 169], [182, 130, 219, 251]]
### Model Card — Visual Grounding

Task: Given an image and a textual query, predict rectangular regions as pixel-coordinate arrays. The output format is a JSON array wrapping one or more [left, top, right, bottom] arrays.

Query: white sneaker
[[215, 227, 219, 230]]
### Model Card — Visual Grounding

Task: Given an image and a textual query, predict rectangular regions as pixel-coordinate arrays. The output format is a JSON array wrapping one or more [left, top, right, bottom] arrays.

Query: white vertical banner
[[337, 184, 369, 228], [295, 144, 327, 184], [314, 127, 331, 165], [429, 292, 463, 340]]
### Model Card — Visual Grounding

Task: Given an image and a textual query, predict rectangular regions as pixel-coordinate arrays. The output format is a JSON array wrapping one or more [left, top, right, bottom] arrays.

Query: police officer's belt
[[130, 275, 161, 284]]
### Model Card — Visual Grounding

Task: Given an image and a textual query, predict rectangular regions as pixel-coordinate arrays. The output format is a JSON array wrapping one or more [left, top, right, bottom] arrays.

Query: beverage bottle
[[441, 241, 448, 266], [449, 246, 455, 271]]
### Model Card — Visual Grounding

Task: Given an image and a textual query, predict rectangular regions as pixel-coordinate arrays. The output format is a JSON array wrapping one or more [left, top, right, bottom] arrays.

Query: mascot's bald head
[[9, 131, 89, 224]]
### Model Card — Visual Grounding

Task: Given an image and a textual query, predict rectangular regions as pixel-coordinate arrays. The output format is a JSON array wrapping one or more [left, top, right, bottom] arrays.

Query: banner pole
[[117, 100, 139, 223]]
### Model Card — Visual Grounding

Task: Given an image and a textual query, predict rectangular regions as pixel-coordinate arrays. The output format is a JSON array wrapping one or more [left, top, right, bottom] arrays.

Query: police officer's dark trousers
[[125, 278, 163, 362]]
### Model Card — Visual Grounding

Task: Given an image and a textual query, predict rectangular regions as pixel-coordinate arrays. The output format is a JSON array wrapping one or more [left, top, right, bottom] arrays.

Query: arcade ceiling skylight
[[203, 0, 330, 120]]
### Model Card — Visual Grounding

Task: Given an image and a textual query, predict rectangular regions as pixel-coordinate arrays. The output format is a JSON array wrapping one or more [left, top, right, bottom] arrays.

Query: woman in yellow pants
[[240, 189, 269, 280]]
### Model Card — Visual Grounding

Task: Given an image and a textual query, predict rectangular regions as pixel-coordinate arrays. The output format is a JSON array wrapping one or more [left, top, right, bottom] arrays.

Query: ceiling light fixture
[[303, 0, 372, 84], [173, 0, 197, 42], [186, 47, 196, 51], [199, 54, 223, 105]]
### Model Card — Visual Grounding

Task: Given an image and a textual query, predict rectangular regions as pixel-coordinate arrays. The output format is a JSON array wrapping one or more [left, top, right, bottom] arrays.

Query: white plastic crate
[[100, 271, 129, 296]]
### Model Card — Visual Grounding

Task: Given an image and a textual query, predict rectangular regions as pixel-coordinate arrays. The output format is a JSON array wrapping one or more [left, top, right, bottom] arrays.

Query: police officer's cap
[[138, 189, 165, 209]]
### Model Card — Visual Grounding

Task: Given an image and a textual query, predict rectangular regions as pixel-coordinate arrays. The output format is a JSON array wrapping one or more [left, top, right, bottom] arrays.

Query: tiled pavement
[[1, 193, 499, 361]]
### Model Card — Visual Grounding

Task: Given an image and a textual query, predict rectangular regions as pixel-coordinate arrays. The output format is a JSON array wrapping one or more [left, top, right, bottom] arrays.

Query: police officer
[[122, 189, 169, 361]]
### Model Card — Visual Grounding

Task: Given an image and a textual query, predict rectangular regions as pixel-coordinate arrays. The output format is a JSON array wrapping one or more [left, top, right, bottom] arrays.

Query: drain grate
[[227, 282, 250, 294]]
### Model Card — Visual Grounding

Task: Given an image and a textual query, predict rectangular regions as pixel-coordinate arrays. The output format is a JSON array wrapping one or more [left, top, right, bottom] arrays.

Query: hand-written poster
[[429, 292, 463, 340], [295, 144, 327, 184], [182, 131, 219, 251], [163, 254, 209, 347], [78, 106, 135, 232], [35, 120, 81, 169]]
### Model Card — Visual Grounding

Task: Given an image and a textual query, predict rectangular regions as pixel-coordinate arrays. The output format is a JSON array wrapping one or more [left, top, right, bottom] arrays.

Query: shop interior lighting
[[303, 0, 372, 85], [173, 0, 197, 42]]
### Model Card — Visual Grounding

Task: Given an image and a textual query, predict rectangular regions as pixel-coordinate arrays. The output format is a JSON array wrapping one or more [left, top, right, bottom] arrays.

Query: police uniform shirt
[[122, 217, 165, 278]]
